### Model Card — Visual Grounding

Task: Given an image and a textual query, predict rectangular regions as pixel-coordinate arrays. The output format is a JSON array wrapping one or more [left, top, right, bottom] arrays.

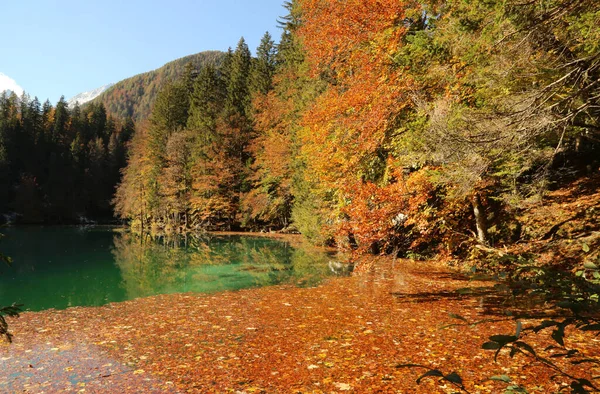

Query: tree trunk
[[472, 192, 489, 245]]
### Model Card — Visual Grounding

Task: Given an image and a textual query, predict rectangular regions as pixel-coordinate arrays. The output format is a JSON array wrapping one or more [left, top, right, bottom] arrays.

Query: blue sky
[[1, 0, 285, 103]]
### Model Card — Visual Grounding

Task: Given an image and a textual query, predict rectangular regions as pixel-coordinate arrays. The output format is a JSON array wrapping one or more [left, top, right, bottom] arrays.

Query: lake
[[0, 227, 349, 311]]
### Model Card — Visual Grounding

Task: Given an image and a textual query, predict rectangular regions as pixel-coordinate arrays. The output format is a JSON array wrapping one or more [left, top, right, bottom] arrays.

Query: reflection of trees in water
[[289, 248, 352, 287], [112, 232, 192, 299], [112, 232, 350, 299], [242, 244, 352, 288]]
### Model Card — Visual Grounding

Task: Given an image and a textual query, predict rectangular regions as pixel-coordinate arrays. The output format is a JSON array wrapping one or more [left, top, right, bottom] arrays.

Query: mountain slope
[[68, 83, 114, 107], [92, 51, 224, 122]]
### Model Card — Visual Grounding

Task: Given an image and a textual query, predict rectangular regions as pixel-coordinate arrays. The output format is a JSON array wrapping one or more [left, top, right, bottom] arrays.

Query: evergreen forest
[[0, 95, 132, 223]]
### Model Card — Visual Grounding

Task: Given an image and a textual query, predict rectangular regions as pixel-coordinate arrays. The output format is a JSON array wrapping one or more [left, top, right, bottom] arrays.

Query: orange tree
[[296, 0, 439, 251]]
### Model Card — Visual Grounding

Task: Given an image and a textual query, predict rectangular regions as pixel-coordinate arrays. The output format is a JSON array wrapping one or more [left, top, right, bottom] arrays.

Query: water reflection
[[112, 232, 351, 300], [0, 227, 350, 311]]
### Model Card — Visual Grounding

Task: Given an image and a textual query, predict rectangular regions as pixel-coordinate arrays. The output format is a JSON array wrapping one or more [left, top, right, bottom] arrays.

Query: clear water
[[0, 227, 349, 311]]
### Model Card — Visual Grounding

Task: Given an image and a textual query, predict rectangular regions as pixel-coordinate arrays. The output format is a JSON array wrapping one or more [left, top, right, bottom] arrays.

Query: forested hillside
[[0, 94, 132, 223], [114, 0, 599, 259], [92, 51, 224, 122], [114, 33, 277, 232]]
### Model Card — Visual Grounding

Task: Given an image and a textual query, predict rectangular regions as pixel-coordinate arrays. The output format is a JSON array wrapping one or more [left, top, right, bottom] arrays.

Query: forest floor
[[1, 175, 599, 393]]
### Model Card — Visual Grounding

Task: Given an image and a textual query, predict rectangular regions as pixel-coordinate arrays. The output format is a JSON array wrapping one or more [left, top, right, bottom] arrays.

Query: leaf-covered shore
[[2, 256, 598, 393]]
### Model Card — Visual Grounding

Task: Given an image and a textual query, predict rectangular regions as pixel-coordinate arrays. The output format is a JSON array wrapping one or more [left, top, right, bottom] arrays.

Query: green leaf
[[490, 375, 511, 383], [0, 304, 22, 317], [514, 341, 536, 357], [534, 320, 559, 333], [571, 359, 600, 365], [581, 323, 600, 331], [482, 341, 501, 350], [584, 261, 599, 270], [0, 253, 12, 266], [416, 369, 444, 384], [448, 313, 468, 322], [444, 372, 463, 384], [557, 301, 584, 313], [582, 243, 590, 253], [489, 335, 517, 344], [505, 385, 528, 393], [571, 378, 598, 394], [552, 327, 565, 347]]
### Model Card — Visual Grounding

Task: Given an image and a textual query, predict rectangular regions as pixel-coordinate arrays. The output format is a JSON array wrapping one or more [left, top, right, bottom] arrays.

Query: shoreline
[[3, 257, 597, 392]]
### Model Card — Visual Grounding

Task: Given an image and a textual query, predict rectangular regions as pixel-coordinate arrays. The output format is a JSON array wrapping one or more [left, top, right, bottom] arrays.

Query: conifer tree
[[151, 81, 190, 135], [88, 103, 107, 142], [27, 97, 42, 144], [251, 32, 277, 96], [41, 99, 53, 136], [53, 96, 69, 144], [225, 37, 252, 118], [220, 48, 234, 90], [0, 90, 129, 224], [187, 64, 225, 144], [119, 118, 135, 144]]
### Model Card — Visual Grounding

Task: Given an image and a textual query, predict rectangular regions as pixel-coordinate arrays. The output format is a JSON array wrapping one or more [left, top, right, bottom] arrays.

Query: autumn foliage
[[111, 0, 599, 260]]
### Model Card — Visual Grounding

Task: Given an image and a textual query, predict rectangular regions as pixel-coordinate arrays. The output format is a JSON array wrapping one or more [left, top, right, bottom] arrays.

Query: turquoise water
[[0, 227, 348, 311]]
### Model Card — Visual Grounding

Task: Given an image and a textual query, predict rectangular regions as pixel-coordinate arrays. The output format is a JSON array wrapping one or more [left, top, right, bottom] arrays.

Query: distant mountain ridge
[[68, 83, 114, 107], [91, 50, 225, 122]]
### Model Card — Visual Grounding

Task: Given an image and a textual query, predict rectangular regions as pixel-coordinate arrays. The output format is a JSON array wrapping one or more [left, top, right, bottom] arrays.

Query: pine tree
[[187, 64, 225, 144], [251, 32, 277, 96], [53, 96, 69, 145], [88, 102, 107, 143], [225, 37, 252, 118], [150, 80, 190, 134], [41, 99, 53, 137], [27, 98, 43, 145], [220, 48, 234, 90], [119, 117, 135, 144], [181, 62, 196, 96]]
